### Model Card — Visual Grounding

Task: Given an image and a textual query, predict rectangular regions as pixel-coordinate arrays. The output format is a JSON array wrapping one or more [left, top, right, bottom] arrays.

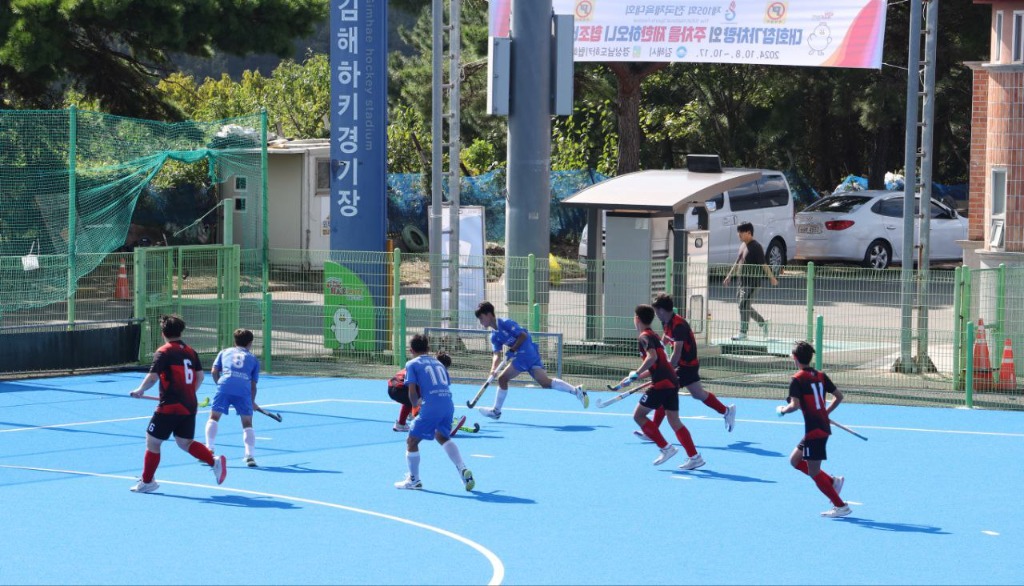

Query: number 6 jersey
[[151, 340, 203, 415]]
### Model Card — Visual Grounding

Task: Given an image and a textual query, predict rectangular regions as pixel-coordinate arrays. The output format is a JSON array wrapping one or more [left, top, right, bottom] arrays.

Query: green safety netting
[[0, 109, 265, 314]]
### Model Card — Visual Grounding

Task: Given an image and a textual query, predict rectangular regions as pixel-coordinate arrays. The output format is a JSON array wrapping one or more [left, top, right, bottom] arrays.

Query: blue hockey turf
[[2, 373, 1022, 585]]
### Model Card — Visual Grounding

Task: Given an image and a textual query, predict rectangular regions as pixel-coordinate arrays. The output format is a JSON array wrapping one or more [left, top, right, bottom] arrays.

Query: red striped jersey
[[661, 313, 698, 367], [788, 367, 836, 437], [638, 328, 678, 390], [150, 340, 203, 415]]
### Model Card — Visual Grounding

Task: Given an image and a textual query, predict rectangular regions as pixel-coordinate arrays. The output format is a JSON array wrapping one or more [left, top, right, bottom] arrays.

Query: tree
[[0, 0, 326, 119]]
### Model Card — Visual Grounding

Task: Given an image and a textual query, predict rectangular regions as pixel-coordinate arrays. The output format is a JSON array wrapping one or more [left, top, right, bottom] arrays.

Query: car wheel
[[863, 240, 892, 269], [766, 239, 787, 275]]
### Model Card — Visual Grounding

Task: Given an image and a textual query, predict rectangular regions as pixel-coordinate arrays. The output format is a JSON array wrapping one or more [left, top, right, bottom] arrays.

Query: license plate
[[798, 224, 822, 234]]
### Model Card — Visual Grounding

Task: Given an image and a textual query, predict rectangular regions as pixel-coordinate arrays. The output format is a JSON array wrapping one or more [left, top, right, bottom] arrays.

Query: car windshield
[[803, 195, 872, 213]]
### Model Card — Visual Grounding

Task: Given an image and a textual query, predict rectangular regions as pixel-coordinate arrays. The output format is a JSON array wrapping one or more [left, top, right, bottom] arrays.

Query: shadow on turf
[[155, 492, 301, 509], [420, 489, 536, 504], [493, 422, 610, 433], [667, 468, 777, 484], [698, 441, 786, 458], [256, 463, 343, 474], [835, 517, 950, 534]]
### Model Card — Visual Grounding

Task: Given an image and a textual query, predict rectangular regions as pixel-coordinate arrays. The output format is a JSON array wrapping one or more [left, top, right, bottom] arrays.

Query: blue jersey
[[212, 347, 260, 397], [490, 318, 538, 355], [404, 354, 452, 412]]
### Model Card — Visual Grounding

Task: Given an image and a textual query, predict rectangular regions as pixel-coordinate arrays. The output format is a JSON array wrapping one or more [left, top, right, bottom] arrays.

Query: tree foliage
[[0, 0, 326, 118]]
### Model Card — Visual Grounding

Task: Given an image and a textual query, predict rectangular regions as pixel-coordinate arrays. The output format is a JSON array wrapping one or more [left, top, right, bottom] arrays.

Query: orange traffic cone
[[997, 338, 1018, 391], [973, 319, 994, 391], [114, 260, 131, 301]]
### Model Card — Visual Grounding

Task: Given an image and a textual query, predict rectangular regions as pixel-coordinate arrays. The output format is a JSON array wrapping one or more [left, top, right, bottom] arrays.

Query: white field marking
[[672, 475, 693, 481], [0, 399, 336, 434], [982, 531, 1000, 536], [0, 464, 505, 586], [471, 454, 495, 459], [256, 437, 273, 441], [846, 501, 864, 506]]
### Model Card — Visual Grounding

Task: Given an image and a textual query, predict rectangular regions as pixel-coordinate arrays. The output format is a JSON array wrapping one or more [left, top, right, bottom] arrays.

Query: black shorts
[[388, 385, 412, 407], [147, 412, 196, 441], [798, 436, 829, 461], [639, 386, 679, 411], [675, 365, 701, 387]]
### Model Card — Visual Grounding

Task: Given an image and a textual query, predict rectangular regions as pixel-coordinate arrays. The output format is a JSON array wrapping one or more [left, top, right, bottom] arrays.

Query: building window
[[316, 158, 330, 195], [990, 168, 1007, 250], [235, 197, 248, 213], [1013, 12, 1024, 62], [996, 11, 1004, 62], [234, 176, 248, 192]]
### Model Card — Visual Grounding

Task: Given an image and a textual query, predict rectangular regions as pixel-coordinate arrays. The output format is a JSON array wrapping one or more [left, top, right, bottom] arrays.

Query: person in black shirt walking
[[723, 222, 778, 340]]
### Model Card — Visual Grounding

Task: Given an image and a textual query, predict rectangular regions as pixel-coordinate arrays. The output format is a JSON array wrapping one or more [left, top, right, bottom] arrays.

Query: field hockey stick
[[137, 395, 210, 407], [606, 371, 640, 392], [466, 356, 511, 408], [596, 381, 653, 409], [830, 419, 868, 441], [254, 404, 283, 422]]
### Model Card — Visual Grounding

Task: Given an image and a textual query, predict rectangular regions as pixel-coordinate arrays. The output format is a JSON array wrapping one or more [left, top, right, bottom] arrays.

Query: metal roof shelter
[[561, 157, 772, 341], [561, 168, 765, 213]]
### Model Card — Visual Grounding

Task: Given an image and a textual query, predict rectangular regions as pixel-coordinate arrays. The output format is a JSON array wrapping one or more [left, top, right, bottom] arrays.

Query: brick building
[[965, 1, 1024, 268]]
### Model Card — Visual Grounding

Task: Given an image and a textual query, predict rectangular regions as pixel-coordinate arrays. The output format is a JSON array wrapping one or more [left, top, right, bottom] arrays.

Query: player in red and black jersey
[[129, 315, 226, 493], [777, 341, 851, 518], [616, 304, 705, 470], [648, 293, 736, 435]]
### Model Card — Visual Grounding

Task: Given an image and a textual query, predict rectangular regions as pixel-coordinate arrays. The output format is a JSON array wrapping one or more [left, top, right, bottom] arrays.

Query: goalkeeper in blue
[[394, 333, 475, 492], [473, 301, 588, 420]]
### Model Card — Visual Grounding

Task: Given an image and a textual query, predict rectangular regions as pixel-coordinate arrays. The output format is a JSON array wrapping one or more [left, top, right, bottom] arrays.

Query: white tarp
[[490, 0, 886, 69], [441, 206, 486, 330]]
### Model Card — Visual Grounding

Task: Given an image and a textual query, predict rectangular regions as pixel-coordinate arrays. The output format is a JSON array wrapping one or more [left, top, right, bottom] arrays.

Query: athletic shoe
[[760, 319, 771, 338], [575, 385, 590, 408], [130, 479, 159, 493], [633, 429, 654, 442], [724, 404, 737, 432], [394, 475, 423, 490], [678, 454, 706, 471], [245, 456, 257, 468], [821, 504, 852, 518], [393, 423, 410, 432], [652, 444, 679, 465], [479, 407, 502, 420], [461, 468, 475, 492], [731, 333, 747, 341], [832, 475, 845, 495], [212, 454, 227, 485]]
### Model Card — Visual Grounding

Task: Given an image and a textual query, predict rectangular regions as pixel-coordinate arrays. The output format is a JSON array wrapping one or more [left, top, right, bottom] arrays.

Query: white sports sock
[[205, 419, 218, 451], [407, 451, 421, 479], [243, 427, 256, 457], [442, 440, 466, 471], [551, 378, 575, 394], [493, 388, 509, 411]]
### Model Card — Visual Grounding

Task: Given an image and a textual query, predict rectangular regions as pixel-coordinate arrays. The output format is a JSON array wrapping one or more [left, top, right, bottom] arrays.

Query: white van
[[579, 171, 796, 271]]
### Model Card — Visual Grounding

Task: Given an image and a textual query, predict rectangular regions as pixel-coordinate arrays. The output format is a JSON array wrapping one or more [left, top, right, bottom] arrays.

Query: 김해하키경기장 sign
[[489, 0, 886, 69]]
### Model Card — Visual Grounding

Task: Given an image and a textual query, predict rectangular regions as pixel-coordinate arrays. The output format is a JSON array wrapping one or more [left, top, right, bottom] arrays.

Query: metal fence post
[[398, 298, 407, 365], [262, 292, 272, 372], [806, 261, 815, 344], [952, 266, 962, 391], [393, 249, 402, 364], [814, 314, 824, 371], [528, 253, 537, 331], [965, 321, 975, 409], [665, 257, 673, 297], [996, 263, 1006, 343]]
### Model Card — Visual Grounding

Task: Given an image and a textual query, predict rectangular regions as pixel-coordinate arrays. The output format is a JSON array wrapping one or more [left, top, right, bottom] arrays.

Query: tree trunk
[[608, 62, 667, 175]]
